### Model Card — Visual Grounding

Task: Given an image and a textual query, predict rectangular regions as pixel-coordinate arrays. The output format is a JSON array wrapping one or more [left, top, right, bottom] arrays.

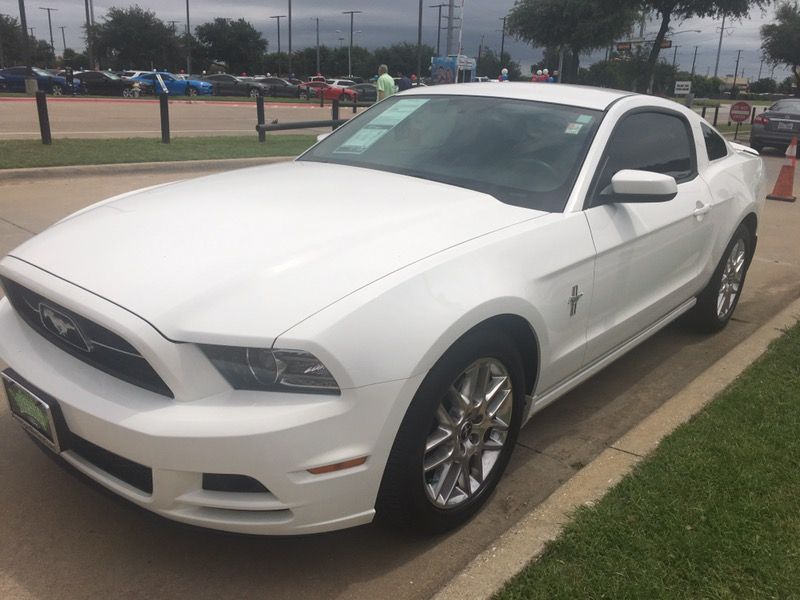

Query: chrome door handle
[[693, 203, 712, 217]]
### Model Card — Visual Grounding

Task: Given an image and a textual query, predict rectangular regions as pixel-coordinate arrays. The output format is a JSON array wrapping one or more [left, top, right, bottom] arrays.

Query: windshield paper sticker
[[334, 99, 429, 154]]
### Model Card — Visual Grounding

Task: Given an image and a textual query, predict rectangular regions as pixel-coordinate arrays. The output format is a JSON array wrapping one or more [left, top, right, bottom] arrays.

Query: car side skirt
[[524, 297, 697, 423]]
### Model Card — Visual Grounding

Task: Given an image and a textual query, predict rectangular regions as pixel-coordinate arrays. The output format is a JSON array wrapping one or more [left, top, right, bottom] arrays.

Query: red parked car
[[298, 81, 358, 101]]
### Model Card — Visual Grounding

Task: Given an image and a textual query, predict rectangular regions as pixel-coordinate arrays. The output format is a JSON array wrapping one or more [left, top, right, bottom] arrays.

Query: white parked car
[[0, 83, 764, 535]]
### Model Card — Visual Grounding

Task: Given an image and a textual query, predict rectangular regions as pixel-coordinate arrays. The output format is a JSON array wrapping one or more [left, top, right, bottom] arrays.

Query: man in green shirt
[[376, 64, 396, 101]]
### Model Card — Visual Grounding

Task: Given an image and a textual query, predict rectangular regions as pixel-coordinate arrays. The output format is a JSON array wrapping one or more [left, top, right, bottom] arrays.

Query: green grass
[[0, 135, 316, 169], [497, 321, 800, 600]]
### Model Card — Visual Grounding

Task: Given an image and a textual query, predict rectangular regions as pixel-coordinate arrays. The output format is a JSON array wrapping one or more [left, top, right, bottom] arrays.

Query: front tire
[[249, 87, 260, 98], [51, 84, 63, 96], [186, 86, 198, 97], [122, 87, 132, 98], [376, 328, 525, 533], [686, 224, 752, 333]]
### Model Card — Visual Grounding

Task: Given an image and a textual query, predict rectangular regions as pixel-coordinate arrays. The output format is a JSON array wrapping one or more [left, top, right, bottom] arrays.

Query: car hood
[[8, 161, 543, 345]]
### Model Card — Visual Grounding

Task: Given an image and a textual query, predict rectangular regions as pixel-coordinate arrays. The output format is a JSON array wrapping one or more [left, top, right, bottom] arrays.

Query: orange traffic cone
[[767, 135, 798, 203]]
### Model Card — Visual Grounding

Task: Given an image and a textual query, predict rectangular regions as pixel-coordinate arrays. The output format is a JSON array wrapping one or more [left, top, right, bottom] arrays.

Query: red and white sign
[[729, 101, 752, 123]]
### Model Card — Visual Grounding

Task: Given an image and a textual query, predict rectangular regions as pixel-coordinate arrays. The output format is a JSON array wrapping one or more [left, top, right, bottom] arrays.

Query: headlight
[[201, 345, 340, 395]]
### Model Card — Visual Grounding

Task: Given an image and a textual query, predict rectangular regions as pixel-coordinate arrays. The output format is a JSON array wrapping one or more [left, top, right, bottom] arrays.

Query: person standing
[[397, 72, 412, 91], [377, 64, 396, 100]]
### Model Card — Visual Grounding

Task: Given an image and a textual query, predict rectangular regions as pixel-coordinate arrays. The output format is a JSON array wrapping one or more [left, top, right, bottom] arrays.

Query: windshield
[[104, 72, 121, 80], [300, 95, 602, 211], [32, 68, 51, 77]]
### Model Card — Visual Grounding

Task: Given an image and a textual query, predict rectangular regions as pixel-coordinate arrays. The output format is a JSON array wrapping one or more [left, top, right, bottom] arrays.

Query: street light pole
[[185, 0, 192, 75], [58, 25, 66, 53], [342, 10, 362, 78], [672, 44, 680, 69], [38, 7, 57, 58], [287, 0, 292, 74], [429, 4, 446, 57], [416, 0, 423, 78], [270, 15, 286, 74]]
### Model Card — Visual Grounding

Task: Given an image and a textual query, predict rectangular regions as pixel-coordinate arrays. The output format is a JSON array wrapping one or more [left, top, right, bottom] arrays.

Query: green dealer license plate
[[3, 371, 62, 452]]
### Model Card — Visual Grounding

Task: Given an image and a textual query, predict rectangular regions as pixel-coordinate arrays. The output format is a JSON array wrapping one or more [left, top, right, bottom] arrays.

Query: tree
[[748, 77, 778, 93], [0, 14, 24, 67], [641, 0, 770, 93], [92, 6, 182, 71], [373, 42, 435, 78], [762, 1, 800, 96], [476, 49, 522, 80], [195, 18, 266, 75], [507, 0, 640, 83]]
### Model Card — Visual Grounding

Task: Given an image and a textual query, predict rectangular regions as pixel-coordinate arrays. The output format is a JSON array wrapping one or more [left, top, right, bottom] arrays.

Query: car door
[[583, 109, 716, 361], [3, 67, 26, 91]]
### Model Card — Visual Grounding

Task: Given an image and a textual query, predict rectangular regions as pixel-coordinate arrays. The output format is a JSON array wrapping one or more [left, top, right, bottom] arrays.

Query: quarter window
[[702, 123, 728, 161], [594, 111, 694, 199]]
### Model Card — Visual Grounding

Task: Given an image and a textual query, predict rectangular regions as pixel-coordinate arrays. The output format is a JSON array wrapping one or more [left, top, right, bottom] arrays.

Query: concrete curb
[[432, 294, 800, 600], [0, 156, 295, 182]]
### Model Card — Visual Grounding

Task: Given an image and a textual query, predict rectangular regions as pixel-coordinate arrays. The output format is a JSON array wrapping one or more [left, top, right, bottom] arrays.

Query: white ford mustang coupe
[[0, 83, 764, 535]]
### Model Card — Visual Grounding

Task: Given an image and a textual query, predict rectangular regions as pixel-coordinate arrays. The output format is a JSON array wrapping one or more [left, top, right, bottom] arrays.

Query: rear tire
[[750, 142, 762, 153], [186, 86, 198, 97], [686, 224, 752, 333], [51, 84, 62, 96], [376, 328, 525, 533]]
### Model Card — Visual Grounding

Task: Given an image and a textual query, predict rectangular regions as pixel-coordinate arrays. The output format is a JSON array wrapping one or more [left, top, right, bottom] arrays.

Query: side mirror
[[316, 132, 331, 143], [607, 169, 678, 203]]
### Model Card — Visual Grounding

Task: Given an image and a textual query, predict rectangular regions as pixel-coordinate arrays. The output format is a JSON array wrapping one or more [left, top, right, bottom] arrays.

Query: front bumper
[[0, 262, 421, 535]]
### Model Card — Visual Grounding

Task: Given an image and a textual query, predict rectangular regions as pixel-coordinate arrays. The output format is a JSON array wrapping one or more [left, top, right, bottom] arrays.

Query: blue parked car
[[0, 66, 77, 95], [129, 72, 212, 96]]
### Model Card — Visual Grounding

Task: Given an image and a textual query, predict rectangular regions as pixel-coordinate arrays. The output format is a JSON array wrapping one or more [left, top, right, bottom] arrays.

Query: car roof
[[401, 82, 633, 111]]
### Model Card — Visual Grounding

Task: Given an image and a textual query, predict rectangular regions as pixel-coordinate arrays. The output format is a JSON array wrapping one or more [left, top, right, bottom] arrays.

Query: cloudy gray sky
[[1, 0, 786, 79]]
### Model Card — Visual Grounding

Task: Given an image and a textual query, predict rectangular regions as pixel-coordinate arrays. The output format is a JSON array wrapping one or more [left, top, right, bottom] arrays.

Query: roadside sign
[[674, 81, 692, 96], [660, 39, 672, 49], [729, 101, 751, 123], [616, 42, 632, 51]]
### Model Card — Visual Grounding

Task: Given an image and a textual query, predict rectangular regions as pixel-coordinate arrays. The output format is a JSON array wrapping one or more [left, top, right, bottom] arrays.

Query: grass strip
[[497, 321, 800, 600], [0, 135, 316, 169]]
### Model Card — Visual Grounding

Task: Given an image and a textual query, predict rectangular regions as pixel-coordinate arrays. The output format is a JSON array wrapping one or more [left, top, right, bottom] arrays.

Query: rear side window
[[702, 123, 728, 161], [594, 111, 694, 197]]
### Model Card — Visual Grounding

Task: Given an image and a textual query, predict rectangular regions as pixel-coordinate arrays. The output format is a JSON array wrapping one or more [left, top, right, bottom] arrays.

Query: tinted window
[[302, 95, 602, 212], [595, 111, 694, 197], [702, 123, 727, 161], [7, 67, 26, 75]]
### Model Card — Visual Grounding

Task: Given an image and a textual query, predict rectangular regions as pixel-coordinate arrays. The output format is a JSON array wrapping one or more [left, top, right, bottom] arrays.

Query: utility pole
[[287, 0, 292, 74], [312, 17, 320, 74], [690, 45, 698, 78], [713, 13, 725, 79], [342, 10, 362, 78], [477, 34, 484, 66], [18, 0, 32, 78], [731, 48, 742, 95], [38, 7, 57, 57], [83, 0, 93, 68], [757, 58, 763, 81], [672, 44, 680, 69], [416, 0, 423, 78], [28, 27, 34, 37], [58, 25, 66, 53], [185, 0, 191, 74], [445, 0, 455, 55], [429, 4, 446, 57], [499, 16, 506, 64]]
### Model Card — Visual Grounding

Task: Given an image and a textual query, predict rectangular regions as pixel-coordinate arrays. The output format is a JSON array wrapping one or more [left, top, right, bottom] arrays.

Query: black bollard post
[[35, 91, 52, 145], [713, 106, 719, 127], [159, 94, 170, 144], [320, 91, 324, 108], [256, 94, 266, 143], [331, 99, 340, 131], [701, 106, 707, 119]]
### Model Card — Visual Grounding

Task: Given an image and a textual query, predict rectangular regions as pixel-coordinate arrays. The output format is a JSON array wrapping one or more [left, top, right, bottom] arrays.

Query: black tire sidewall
[[377, 327, 525, 532]]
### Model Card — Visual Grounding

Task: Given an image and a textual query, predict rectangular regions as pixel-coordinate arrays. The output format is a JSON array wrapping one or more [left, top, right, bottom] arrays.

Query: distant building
[[720, 75, 750, 93]]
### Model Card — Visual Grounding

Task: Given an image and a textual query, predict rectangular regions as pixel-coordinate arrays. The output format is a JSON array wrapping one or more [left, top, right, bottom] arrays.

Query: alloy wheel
[[51, 85, 62, 96], [423, 358, 513, 508], [717, 238, 746, 319]]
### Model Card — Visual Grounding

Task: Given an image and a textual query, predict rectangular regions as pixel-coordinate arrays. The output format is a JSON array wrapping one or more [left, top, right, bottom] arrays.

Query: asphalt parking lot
[[0, 153, 798, 600], [0, 97, 345, 139]]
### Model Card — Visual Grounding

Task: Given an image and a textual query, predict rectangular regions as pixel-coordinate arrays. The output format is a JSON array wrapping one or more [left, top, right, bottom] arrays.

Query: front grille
[[71, 434, 153, 494], [1, 276, 173, 398]]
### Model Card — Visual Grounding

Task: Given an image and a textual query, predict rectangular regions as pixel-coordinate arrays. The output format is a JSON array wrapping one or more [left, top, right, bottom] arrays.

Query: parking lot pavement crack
[[0, 215, 35, 235]]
